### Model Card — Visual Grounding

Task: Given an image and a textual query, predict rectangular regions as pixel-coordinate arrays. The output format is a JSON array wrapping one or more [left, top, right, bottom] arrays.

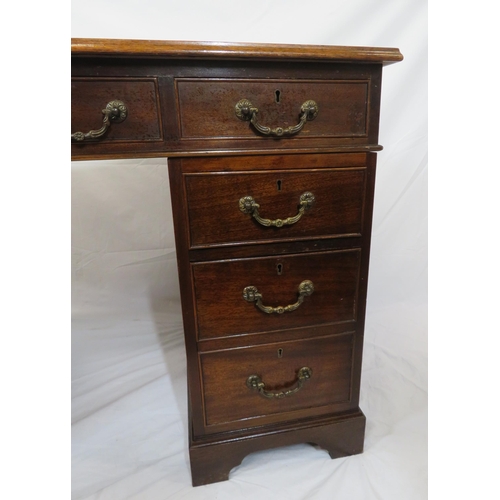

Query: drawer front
[[199, 333, 354, 430], [185, 168, 366, 248], [176, 79, 369, 140], [71, 78, 162, 143], [193, 249, 361, 340]]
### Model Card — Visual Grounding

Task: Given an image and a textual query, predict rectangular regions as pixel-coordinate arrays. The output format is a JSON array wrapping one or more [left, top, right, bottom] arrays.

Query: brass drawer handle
[[246, 367, 312, 399], [239, 191, 315, 228], [71, 100, 128, 141], [235, 99, 318, 137], [243, 280, 314, 314]]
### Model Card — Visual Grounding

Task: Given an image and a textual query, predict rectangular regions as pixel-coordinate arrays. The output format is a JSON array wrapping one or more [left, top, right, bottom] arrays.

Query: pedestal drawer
[[192, 249, 361, 340], [199, 332, 354, 432], [185, 166, 366, 248]]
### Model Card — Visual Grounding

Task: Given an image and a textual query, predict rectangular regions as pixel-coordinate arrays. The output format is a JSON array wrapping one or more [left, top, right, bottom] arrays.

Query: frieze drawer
[[71, 78, 163, 145], [176, 78, 370, 140]]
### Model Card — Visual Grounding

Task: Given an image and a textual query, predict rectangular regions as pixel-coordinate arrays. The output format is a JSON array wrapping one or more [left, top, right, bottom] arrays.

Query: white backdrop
[[71, 1, 427, 499]]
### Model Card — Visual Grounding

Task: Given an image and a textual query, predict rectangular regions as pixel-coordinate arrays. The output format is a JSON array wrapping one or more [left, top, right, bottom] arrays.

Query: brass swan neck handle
[[72, 100, 128, 141], [239, 192, 315, 228], [243, 280, 314, 314], [246, 367, 313, 399], [235, 99, 318, 137]]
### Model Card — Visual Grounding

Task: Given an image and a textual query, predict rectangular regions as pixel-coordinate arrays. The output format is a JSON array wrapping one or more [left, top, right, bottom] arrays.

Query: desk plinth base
[[189, 409, 366, 486]]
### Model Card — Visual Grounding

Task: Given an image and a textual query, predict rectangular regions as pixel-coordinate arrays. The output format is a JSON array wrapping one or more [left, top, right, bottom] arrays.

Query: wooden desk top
[[71, 38, 403, 65]]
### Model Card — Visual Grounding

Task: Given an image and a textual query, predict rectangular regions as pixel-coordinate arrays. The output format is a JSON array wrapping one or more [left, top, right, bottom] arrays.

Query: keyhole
[[275, 90, 281, 103], [277, 348, 283, 358], [277, 179, 282, 191], [276, 263, 283, 275]]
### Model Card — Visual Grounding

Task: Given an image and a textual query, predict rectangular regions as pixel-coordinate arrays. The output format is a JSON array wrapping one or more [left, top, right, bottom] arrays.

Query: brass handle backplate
[[246, 367, 312, 399], [71, 100, 128, 141], [243, 280, 314, 314], [239, 191, 315, 228], [235, 99, 318, 137]]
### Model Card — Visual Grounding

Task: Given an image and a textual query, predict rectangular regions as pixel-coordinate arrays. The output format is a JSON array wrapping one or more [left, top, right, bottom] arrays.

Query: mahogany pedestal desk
[[71, 39, 402, 486]]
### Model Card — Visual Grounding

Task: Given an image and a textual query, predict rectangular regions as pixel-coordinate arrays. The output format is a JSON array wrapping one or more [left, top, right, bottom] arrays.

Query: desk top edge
[[71, 38, 403, 64]]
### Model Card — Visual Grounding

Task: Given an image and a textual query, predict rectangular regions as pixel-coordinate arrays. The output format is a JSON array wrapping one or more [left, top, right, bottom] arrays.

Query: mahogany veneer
[[71, 38, 402, 486]]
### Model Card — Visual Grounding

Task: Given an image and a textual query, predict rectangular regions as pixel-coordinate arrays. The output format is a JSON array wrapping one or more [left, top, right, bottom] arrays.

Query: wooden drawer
[[192, 249, 361, 340], [176, 78, 369, 140], [199, 333, 354, 432], [184, 162, 367, 249], [71, 78, 162, 144]]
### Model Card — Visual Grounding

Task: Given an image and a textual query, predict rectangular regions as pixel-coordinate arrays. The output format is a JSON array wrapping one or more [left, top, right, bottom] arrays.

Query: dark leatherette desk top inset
[[71, 38, 402, 486]]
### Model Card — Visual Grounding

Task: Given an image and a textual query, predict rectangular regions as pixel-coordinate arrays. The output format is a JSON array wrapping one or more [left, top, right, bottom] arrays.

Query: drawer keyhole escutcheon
[[275, 90, 281, 103], [243, 280, 314, 314], [277, 348, 283, 358], [277, 263, 283, 275], [277, 179, 282, 191], [239, 191, 315, 228]]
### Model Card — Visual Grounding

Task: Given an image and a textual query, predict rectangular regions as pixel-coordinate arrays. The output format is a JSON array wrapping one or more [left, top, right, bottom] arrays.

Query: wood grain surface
[[71, 38, 403, 64], [200, 333, 354, 429], [192, 250, 361, 339]]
